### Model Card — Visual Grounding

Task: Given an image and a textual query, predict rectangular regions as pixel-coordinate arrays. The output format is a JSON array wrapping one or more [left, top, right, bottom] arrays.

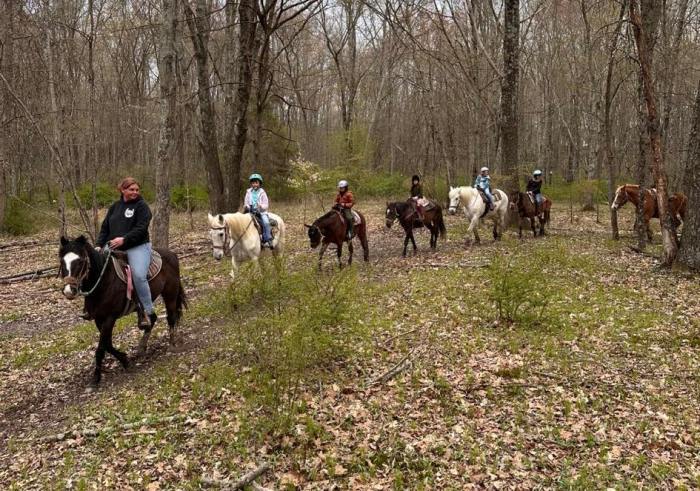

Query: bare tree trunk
[[630, 0, 677, 266], [676, 80, 700, 269], [224, 0, 257, 210], [184, 0, 225, 213], [87, 0, 99, 239], [604, 0, 627, 240], [152, 0, 179, 249], [500, 0, 520, 193], [0, 157, 6, 228]]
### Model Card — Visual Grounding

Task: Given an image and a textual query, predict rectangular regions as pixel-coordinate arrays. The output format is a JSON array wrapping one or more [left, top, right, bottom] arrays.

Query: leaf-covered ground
[[1, 201, 699, 489]]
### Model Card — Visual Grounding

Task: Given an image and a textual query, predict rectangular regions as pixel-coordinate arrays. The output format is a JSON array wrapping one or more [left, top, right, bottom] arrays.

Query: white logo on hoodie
[[125, 208, 135, 218]]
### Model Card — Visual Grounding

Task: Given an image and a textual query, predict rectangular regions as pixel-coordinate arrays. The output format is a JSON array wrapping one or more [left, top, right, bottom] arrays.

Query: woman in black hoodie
[[96, 177, 156, 328]]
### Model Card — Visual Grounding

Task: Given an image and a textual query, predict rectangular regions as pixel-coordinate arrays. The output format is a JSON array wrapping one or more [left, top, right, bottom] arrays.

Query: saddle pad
[[417, 197, 433, 209], [351, 210, 362, 225], [112, 250, 163, 284], [526, 191, 535, 204]]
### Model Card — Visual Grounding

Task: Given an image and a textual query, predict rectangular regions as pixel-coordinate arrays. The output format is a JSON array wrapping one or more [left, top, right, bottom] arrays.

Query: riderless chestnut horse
[[510, 191, 552, 238], [610, 184, 687, 241], [305, 207, 369, 268]]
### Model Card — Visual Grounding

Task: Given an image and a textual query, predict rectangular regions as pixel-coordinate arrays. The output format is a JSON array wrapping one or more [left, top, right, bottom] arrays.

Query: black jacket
[[410, 183, 423, 198], [526, 178, 542, 195], [96, 196, 152, 249]]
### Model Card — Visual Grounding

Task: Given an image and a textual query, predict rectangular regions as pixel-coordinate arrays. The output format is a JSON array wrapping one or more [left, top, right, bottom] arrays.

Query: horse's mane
[[221, 212, 255, 237], [314, 209, 339, 226]]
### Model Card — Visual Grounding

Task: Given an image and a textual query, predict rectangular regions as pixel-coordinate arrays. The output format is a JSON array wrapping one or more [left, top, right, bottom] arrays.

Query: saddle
[[111, 250, 163, 301], [414, 197, 435, 211], [478, 189, 500, 205], [251, 213, 278, 241]]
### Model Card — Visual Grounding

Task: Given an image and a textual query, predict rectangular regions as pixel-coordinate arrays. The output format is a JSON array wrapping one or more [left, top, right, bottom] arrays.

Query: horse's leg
[[336, 241, 344, 268], [410, 227, 417, 253], [539, 216, 546, 236], [402, 233, 410, 257], [361, 229, 369, 262], [530, 217, 537, 237], [646, 219, 654, 243], [136, 324, 151, 356], [348, 239, 354, 266], [92, 317, 126, 387], [229, 255, 238, 280], [318, 242, 329, 270]]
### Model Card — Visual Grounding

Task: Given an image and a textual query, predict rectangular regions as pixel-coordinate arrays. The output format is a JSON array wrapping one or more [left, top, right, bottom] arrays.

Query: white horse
[[448, 186, 509, 245], [207, 212, 285, 279]]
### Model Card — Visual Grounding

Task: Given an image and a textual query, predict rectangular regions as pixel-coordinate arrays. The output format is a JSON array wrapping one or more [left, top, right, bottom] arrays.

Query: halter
[[62, 248, 113, 297], [209, 224, 232, 256]]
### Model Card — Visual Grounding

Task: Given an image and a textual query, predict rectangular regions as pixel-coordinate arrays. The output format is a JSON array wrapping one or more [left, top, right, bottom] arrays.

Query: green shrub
[[75, 182, 116, 208], [486, 253, 551, 325], [2, 199, 38, 236], [170, 184, 209, 211]]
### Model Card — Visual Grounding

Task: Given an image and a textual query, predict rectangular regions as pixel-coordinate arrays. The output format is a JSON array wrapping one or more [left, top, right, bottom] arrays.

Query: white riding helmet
[[533, 169, 542, 176], [480, 167, 489, 173], [338, 180, 349, 188]]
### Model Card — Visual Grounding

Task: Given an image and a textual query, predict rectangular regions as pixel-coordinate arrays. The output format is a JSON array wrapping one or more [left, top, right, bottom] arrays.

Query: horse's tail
[[176, 278, 187, 322], [437, 208, 447, 238]]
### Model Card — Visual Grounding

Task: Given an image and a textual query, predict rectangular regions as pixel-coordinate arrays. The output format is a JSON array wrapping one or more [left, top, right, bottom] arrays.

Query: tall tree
[[676, 80, 700, 270], [500, 0, 519, 193], [223, 0, 258, 210], [630, 0, 677, 266], [184, 0, 225, 213], [152, 0, 180, 248]]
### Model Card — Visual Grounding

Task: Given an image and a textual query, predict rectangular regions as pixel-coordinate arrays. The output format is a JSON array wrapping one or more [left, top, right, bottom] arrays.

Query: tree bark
[[223, 0, 257, 210], [630, 0, 677, 266], [604, 0, 627, 240], [152, 0, 179, 249], [184, 0, 225, 213], [500, 0, 520, 193], [676, 80, 700, 269]]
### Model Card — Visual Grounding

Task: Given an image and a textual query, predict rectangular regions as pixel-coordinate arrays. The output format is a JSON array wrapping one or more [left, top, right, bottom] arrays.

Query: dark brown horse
[[611, 184, 687, 241], [305, 208, 369, 268], [385, 200, 447, 256], [510, 192, 552, 238], [59, 236, 186, 387]]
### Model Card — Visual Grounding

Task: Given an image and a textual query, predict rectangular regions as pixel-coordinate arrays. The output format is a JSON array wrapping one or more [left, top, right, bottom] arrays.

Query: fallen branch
[[0, 239, 41, 251], [382, 327, 420, 347], [366, 348, 417, 388], [0, 267, 58, 284], [34, 415, 191, 443], [201, 462, 271, 489]]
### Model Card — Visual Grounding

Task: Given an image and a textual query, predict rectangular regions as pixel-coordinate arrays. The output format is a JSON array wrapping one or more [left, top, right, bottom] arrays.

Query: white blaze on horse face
[[209, 228, 225, 260], [448, 189, 460, 214], [62, 252, 80, 296]]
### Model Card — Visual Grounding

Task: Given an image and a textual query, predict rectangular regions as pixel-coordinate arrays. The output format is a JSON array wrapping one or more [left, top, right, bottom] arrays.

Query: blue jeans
[[126, 242, 154, 314], [535, 194, 543, 205], [258, 212, 272, 242], [478, 186, 494, 206]]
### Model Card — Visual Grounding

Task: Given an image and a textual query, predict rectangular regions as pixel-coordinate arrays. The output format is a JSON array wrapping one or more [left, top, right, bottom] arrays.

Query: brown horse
[[59, 236, 186, 387], [510, 192, 552, 238], [385, 200, 446, 256], [610, 184, 687, 241], [305, 208, 369, 268]]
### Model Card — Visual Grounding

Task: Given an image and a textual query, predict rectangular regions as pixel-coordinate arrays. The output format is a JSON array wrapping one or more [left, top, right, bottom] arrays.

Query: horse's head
[[385, 202, 398, 228], [305, 223, 322, 248], [448, 186, 460, 215], [207, 213, 229, 260], [509, 191, 521, 211], [59, 235, 91, 299], [610, 185, 627, 211]]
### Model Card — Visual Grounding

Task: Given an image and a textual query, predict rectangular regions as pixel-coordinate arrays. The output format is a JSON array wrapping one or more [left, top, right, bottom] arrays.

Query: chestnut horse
[[611, 184, 687, 241], [510, 192, 552, 238], [305, 208, 369, 268], [385, 200, 447, 256], [59, 236, 186, 387]]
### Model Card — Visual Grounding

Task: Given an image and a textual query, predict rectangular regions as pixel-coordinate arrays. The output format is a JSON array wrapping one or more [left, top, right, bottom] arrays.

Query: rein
[[211, 215, 256, 255]]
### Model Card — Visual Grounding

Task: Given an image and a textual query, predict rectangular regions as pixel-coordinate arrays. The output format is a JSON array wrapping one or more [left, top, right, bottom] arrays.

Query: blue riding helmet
[[249, 173, 263, 184]]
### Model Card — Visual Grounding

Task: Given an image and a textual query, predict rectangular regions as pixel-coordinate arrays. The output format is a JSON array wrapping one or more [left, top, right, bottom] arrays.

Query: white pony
[[448, 186, 509, 244], [207, 212, 285, 278]]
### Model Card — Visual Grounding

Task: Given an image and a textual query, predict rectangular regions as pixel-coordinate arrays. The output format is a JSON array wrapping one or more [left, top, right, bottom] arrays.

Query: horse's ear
[[76, 235, 87, 244], [60, 236, 68, 246], [303, 223, 311, 228], [207, 212, 214, 221]]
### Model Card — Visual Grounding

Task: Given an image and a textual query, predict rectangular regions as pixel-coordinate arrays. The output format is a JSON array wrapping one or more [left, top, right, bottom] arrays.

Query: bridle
[[62, 247, 112, 296], [209, 224, 232, 256]]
